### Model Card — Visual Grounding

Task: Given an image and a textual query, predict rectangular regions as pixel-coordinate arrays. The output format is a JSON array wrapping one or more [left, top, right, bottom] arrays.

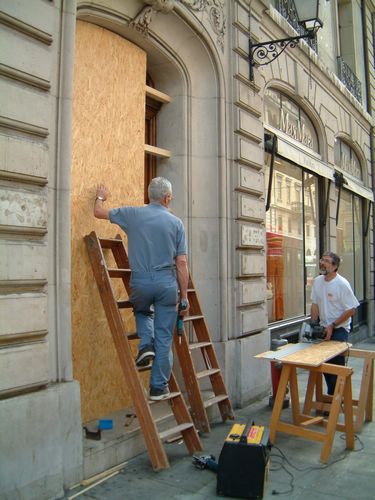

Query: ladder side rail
[[85, 232, 169, 470], [173, 332, 211, 433]]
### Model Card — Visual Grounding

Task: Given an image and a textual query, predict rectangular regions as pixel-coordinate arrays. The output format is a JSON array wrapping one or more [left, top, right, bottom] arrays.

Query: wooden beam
[[145, 85, 171, 103], [144, 144, 171, 158]]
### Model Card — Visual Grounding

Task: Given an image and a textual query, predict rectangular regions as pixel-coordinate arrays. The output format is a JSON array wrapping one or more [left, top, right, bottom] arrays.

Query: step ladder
[[85, 231, 202, 471], [174, 276, 234, 433]]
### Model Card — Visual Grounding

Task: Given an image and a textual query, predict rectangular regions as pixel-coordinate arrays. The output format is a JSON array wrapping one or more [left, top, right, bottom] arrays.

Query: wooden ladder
[[85, 231, 202, 471], [174, 275, 234, 433]]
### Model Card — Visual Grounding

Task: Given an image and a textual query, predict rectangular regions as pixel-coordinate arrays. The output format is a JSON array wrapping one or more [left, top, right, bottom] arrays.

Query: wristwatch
[[332, 321, 337, 328], [96, 196, 105, 201]]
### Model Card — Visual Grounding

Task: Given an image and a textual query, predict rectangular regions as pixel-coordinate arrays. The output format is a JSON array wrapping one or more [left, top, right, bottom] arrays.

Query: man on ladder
[[94, 177, 190, 401]]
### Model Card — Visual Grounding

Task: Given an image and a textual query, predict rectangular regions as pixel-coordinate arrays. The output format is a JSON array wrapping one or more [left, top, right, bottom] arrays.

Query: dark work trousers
[[324, 327, 349, 395]]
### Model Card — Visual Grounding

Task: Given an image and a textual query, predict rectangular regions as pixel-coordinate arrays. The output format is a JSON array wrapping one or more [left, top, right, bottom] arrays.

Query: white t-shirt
[[311, 274, 360, 331]]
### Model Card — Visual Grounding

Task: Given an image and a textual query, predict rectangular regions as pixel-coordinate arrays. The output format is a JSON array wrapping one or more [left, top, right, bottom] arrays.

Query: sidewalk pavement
[[64, 338, 375, 500]]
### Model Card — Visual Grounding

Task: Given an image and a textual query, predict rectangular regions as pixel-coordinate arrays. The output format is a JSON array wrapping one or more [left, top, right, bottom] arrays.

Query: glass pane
[[264, 89, 281, 129], [300, 109, 319, 152], [354, 197, 364, 300], [304, 173, 319, 313], [336, 189, 355, 288], [266, 158, 304, 321]]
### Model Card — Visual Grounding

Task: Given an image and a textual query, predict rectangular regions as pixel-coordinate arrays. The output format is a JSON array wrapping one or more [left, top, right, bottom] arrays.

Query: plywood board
[[72, 21, 146, 422], [255, 341, 351, 367]]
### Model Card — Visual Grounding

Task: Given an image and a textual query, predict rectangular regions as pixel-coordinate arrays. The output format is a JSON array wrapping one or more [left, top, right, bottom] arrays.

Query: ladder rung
[[117, 300, 132, 308], [127, 332, 139, 340], [196, 368, 220, 379], [108, 268, 131, 277], [203, 394, 230, 409], [158, 423, 195, 441], [99, 238, 123, 248], [183, 315, 204, 322], [189, 341, 212, 351]]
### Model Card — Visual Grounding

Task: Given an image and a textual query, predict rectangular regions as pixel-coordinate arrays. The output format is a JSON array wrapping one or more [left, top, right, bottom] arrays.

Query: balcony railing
[[274, 0, 317, 52], [337, 57, 362, 103]]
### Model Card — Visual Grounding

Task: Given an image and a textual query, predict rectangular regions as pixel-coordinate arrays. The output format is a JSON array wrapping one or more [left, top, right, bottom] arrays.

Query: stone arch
[[65, 1, 228, 418]]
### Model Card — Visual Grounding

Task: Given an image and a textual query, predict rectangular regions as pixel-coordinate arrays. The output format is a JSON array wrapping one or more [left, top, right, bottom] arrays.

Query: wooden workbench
[[256, 341, 354, 463]]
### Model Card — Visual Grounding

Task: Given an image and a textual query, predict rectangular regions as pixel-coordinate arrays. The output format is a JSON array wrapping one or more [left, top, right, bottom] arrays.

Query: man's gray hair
[[148, 177, 172, 202], [322, 251, 341, 270]]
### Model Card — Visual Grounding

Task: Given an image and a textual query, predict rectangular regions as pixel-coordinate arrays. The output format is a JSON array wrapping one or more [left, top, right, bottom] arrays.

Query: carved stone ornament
[[129, 0, 176, 36], [180, 0, 226, 52]]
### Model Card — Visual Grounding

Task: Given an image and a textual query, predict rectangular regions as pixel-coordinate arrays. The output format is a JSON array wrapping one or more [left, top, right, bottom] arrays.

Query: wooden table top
[[255, 341, 351, 367]]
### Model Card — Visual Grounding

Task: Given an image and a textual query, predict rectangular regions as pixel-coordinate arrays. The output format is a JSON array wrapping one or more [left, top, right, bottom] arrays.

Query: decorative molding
[[0, 330, 48, 347], [0, 11, 53, 45], [0, 225, 47, 239], [0, 116, 49, 138], [0, 63, 51, 91], [129, 0, 175, 35], [0, 279, 47, 293], [0, 170, 48, 186], [180, 0, 226, 52], [0, 380, 49, 399]]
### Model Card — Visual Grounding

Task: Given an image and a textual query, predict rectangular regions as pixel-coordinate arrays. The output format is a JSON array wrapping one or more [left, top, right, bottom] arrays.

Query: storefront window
[[336, 190, 364, 301], [265, 158, 320, 322]]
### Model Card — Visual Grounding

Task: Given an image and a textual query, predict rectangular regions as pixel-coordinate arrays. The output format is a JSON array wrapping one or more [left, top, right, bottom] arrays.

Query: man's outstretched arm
[[94, 183, 110, 220]]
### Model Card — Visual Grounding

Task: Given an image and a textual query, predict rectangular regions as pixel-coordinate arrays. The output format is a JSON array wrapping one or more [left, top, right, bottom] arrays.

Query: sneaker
[[149, 386, 170, 401], [135, 345, 155, 367]]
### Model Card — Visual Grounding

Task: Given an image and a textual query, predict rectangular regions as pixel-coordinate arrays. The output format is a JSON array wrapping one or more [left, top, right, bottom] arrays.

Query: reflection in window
[[336, 190, 364, 301], [265, 158, 319, 322]]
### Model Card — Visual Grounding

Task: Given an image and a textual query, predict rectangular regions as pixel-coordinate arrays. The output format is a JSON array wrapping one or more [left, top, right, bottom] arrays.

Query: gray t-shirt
[[109, 203, 187, 272]]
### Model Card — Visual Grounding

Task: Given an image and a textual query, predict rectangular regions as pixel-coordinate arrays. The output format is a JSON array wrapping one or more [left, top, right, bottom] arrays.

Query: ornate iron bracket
[[249, 26, 320, 81]]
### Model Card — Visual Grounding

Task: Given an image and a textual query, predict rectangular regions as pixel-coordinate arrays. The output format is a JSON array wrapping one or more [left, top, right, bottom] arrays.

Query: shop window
[[336, 189, 364, 302], [276, 175, 282, 202], [265, 158, 320, 323], [286, 179, 291, 205]]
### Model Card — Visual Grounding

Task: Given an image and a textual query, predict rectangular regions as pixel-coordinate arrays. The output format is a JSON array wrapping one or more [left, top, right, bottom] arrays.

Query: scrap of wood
[[67, 471, 120, 499], [80, 461, 128, 486]]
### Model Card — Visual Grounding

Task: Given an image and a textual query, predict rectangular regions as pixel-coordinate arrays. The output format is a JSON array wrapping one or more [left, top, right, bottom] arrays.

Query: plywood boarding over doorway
[[72, 21, 146, 422]]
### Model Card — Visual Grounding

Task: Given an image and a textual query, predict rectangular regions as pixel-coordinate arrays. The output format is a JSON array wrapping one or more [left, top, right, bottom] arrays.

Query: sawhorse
[[303, 347, 375, 433]]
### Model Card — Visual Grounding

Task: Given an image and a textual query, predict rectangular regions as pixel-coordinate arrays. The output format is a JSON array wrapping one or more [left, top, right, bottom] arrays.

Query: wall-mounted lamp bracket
[[248, 20, 322, 81]]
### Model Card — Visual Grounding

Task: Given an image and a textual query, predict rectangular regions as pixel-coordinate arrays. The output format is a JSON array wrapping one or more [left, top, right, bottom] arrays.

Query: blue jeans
[[324, 327, 349, 395], [130, 270, 178, 390]]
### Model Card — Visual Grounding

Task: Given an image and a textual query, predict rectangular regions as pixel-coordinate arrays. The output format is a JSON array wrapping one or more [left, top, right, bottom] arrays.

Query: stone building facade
[[0, 0, 374, 498]]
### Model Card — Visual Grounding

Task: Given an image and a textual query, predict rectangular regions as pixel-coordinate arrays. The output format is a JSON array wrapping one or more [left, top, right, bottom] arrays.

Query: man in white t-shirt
[[311, 252, 359, 395]]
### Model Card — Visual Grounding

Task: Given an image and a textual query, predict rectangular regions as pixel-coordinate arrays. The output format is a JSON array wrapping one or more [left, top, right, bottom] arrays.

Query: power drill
[[177, 299, 188, 344]]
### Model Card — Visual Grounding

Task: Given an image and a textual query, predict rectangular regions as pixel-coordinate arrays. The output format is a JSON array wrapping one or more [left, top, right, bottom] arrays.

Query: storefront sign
[[280, 109, 313, 149]]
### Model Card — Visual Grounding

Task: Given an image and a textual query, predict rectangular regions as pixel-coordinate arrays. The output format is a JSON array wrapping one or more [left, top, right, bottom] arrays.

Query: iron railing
[[337, 57, 362, 103]]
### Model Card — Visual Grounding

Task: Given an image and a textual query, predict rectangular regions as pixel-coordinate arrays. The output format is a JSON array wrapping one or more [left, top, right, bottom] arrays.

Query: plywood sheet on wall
[[72, 21, 146, 422]]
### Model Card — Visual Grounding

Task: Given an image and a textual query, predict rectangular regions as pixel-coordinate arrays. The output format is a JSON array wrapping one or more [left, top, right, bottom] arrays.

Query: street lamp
[[249, 0, 323, 81]]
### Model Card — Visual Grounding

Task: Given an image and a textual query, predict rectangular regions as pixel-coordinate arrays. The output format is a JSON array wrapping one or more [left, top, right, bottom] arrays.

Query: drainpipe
[[362, 0, 375, 335]]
